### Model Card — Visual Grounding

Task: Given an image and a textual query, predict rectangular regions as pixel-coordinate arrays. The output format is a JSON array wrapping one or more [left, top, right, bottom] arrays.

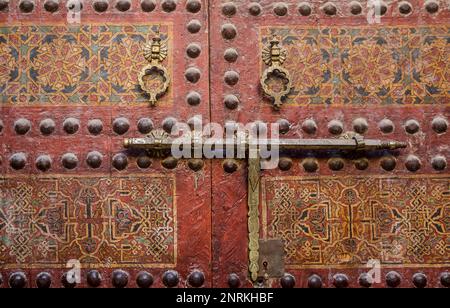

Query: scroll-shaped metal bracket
[[261, 36, 292, 110], [139, 36, 170, 106]]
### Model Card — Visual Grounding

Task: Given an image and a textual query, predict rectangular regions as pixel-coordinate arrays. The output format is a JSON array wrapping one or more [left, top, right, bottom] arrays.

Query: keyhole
[[263, 261, 268, 270]]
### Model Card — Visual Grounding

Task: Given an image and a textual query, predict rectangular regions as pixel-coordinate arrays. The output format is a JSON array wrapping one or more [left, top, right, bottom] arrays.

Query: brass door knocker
[[261, 36, 292, 110], [139, 35, 170, 106]]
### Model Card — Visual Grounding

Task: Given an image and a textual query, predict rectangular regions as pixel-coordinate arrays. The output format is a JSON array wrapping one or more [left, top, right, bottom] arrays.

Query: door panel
[[210, 0, 449, 288], [0, 0, 211, 288]]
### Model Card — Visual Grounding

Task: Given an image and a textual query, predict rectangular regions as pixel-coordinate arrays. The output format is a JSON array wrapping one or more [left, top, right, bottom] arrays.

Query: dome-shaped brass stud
[[44, 0, 59, 13], [223, 160, 238, 173], [93, 0, 109, 13], [405, 155, 421, 172], [398, 1, 412, 15], [9, 272, 27, 289], [36, 272, 52, 289], [162, 270, 179, 288], [88, 119, 103, 135], [350, 1, 362, 15], [328, 120, 344, 135], [0, 119, 3, 133], [380, 155, 396, 171], [224, 94, 239, 110], [302, 119, 317, 134], [86, 270, 102, 288], [141, 0, 155, 12], [333, 274, 349, 288], [162, 0, 176, 13], [322, 2, 337, 15], [111, 270, 129, 289], [0, 0, 9, 12], [66, 0, 83, 12], [112, 153, 128, 171], [354, 158, 369, 170], [248, 2, 261, 16], [221, 24, 237, 40], [186, 0, 201, 13], [186, 43, 202, 59], [187, 20, 202, 33], [10, 153, 27, 170], [116, 0, 131, 12], [432, 117, 448, 134], [162, 157, 178, 170], [162, 117, 178, 134], [298, 2, 312, 16], [224, 48, 239, 63], [278, 158, 293, 171], [188, 159, 204, 172], [14, 118, 31, 135], [412, 273, 427, 289], [280, 273, 296, 288], [62, 153, 78, 170], [186, 91, 201, 106], [359, 273, 373, 288], [302, 158, 319, 173], [136, 271, 154, 288], [36, 155, 52, 172], [61, 272, 77, 288], [440, 272, 450, 288], [40, 119, 56, 135], [222, 2, 237, 16], [373, 0, 388, 15], [431, 155, 446, 171], [353, 118, 369, 134], [137, 118, 153, 134], [137, 155, 152, 169], [425, 0, 439, 14], [277, 119, 290, 134], [228, 273, 241, 288], [19, 0, 35, 13], [224, 71, 240, 86], [86, 151, 103, 169], [328, 158, 345, 171], [188, 271, 205, 288], [113, 117, 130, 135], [274, 2, 288, 16], [379, 118, 395, 134], [63, 118, 80, 135], [308, 274, 323, 288], [185, 67, 201, 83], [386, 271, 401, 288]]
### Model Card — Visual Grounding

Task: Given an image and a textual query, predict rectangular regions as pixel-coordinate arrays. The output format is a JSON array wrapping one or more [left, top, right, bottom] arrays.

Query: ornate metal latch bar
[[124, 131, 406, 284], [138, 35, 170, 106]]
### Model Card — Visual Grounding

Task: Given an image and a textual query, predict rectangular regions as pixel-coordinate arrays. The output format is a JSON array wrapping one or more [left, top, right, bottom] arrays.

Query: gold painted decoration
[[139, 36, 170, 106], [248, 149, 261, 283], [261, 36, 293, 110]]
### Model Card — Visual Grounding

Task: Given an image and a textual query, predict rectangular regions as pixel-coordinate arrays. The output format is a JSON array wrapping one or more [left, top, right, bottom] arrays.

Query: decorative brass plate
[[139, 36, 170, 106]]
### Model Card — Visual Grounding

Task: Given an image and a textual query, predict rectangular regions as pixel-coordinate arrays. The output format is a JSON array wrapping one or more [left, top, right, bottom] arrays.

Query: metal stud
[[302, 119, 317, 134], [440, 272, 450, 288], [298, 2, 312, 16], [116, 0, 131, 12], [379, 118, 395, 134], [188, 159, 204, 172], [354, 158, 369, 170], [186, 43, 202, 58], [88, 119, 103, 135], [67, 0, 83, 12], [0, 273, 2, 286], [350, 1, 363, 15], [227, 273, 241, 288], [44, 0, 59, 13], [222, 2, 237, 16], [185, 67, 201, 83], [36, 272, 52, 289], [137, 155, 152, 169], [86, 151, 103, 169], [386, 271, 401, 288], [14, 118, 31, 135], [10, 153, 27, 170], [188, 271, 205, 288], [61, 272, 77, 288], [62, 153, 78, 170], [353, 118, 369, 134], [373, 0, 388, 15], [0, 119, 3, 133], [274, 2, 288, 16], [113, 117, 130, 135], [224, 71, 240, 86], [333, 274, 349, 288], [40, 119, 56, 135], [431, 155, 446, 171], [224, 94, 240, 110], [412, 273, 427, 289], [0, 0, 9, 11], [19, 0, 35, 13], [112, 153, 128, 171], [162, 117, 178, 134], [162, 270, 179, 288], [87, 270, 102, 288], [328, 158, 345, 171], [221, 24, 237, 40], [137, 118, 154, 134], [141, 0, 155, 12], [322, 2, 337, 15], [93, 0, 109, 13], [187, 20, 202, 33], [186, 0, 201, 13], [405, 155, 421, 172], [302, 158, 319, 173], [162, 157, 178, 169], [307, 274, 323, 288], [224, 48, 239, 63], [111, 270, 129, 289], [9, 272, 27, 289], [36, 155, 52, 172], [425, 0, 439, 14], [280, 273, 296, 288], [277, 119, 290, 134], [186, 91, 201, 106], [358, 273, 373, 288], [278, 158, 293, 171], [398, 1, 412, 15], [161, 0, 176, 13], [136, 271, 154, 288], [380, 155, 396, 171], [432, 117, 448, 134], [248, 2, 261, 16], [63, 118, 80, 135], [223, 160, 238, 173], [328, 120, 344, 135], [405, 120, 420, 135]]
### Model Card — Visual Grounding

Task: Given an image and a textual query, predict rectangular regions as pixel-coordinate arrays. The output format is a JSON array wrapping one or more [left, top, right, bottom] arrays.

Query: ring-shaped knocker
[[138, 63, 170, 106]]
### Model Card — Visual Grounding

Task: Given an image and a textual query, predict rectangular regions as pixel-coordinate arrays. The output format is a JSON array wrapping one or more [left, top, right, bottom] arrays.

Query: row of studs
[[0, 0, 190, 14], [5, 152, 205, 171], [221, 1, 443, 17], [2, 269, 205, 288], [3, 152, 448, 172], [280, 271, 450, 288], [2, 116, 448, 136]]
